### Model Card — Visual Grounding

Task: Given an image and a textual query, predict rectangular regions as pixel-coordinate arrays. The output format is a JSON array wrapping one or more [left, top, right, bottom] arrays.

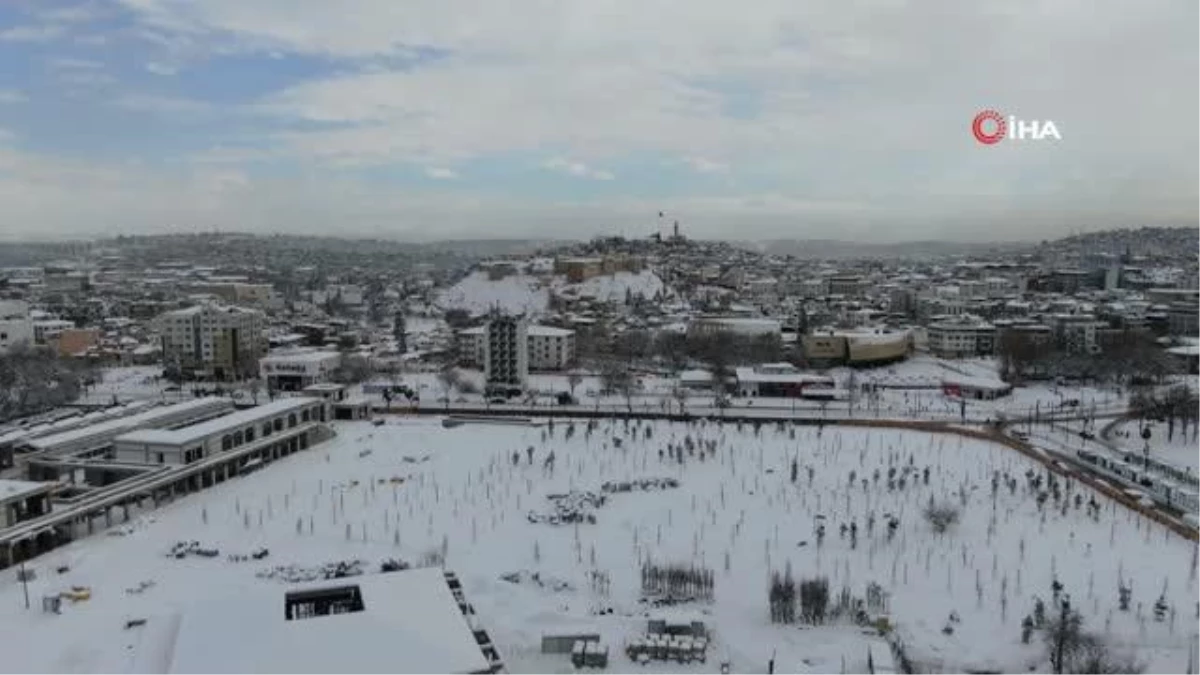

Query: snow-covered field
[[4, 418, 1196, 673]]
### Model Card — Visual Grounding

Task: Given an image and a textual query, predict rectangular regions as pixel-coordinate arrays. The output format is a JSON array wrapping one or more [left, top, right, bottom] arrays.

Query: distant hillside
[[1043, 227, 1197, 258], [735, 239, 1030, 260]]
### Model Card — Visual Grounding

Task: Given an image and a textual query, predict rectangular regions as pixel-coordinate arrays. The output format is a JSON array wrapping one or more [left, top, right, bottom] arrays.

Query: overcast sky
[[0, 0, 1196, 242]]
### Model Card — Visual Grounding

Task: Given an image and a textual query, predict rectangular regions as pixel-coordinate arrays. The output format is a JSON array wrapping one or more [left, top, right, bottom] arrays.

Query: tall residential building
[[456, 324, 575, 371], [0, 300, 33, 355], [158, 304, 267, 381], [484, 315, 528, 391]]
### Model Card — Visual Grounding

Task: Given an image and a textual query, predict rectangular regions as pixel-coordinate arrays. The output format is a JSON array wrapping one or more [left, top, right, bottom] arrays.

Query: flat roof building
[[26, 398, 234, 459], [168, 568, 500, 674], [113, 398, 327, 466]]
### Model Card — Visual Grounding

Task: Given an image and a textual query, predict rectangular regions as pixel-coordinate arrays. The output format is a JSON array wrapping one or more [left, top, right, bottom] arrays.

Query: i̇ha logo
[[972, 109, 1061, 145]]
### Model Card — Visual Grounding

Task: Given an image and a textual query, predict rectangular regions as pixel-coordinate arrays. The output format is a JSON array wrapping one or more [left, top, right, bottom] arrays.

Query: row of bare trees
[[0, 344, 95, 422], [1130, 385, 1199, 443], [998, 330, 1181, 385]]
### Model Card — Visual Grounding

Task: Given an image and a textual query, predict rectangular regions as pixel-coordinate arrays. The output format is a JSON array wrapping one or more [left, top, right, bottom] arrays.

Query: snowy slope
[[553, 270, 666, 304], [436, 271, 549, 315]]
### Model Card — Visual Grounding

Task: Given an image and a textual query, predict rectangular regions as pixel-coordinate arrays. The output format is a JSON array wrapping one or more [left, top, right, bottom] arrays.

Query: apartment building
[[1051, 314, 1102, 355], [1166, 302, 1199, 337], [484, 315, 528, 390], [0, 300, 33, 355], [158, 304, 267, 381], [527, 326, 575, 370], [457, 325, 575, 371]]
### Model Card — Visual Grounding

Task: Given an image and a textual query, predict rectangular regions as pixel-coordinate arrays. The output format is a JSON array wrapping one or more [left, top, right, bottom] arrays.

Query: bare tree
[[332, 355, 373, 385], [567, 371, 583, 399], [598, 360, 635, 411], [437, 365, 462, 405], [673, 386, 690, 415]]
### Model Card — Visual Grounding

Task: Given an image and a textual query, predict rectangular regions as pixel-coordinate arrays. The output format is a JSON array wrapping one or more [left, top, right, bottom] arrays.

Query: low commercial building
[[0, 479, 54, 528], [25, 398, 234, 460], [687, 316, 782, 340], [802, 330, 911, 367], [260, 351, 342, 391], [113, 398, 328, 466], [734, 364, 835, 398], [941, 375, 1013, 400], [167, 567, 502, 674], [926, 318, 996, 358]]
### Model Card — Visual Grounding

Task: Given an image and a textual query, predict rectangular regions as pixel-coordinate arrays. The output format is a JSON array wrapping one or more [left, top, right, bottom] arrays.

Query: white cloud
[[112, 93, 214, 116], [49, 57, 105, 70], [39, 5, 105, 24], [75, 34, 109, 46], [0, 24, 66, 43], [542, 158, 615, 181], [0, 0, 1188, 239], [0, 90, 28, 104], [424, 167, 458, 180], [684, 157, 729, 174], [0, 128, 16, 144], [145, 62, 178, 76]]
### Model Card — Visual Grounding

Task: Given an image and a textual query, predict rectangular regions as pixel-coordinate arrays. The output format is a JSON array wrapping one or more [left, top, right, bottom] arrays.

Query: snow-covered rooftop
[[0, 478, 55, 504], [28, 398, 230, 451], [168, 568, 489, 674], [115, 398, 321, 447]]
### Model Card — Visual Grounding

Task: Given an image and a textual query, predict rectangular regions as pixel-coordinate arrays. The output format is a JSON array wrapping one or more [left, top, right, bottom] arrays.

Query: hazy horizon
[[0, 0, 1196, 242]]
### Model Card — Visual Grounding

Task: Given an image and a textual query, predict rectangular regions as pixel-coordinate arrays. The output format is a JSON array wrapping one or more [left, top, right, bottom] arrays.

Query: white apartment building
[[158, 304, 267, 381], [926, 317, 997, 358], [457, 324, 575, 371], [1051, 314, 1101, 355], [0, 300, 33, 355], [484, 316, 528, 390], [527, 326, 575, 370], [32, 319, 75, 344]]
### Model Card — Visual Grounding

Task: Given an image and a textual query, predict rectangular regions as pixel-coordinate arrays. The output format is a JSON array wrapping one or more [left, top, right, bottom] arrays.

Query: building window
[[245, 427, 255, 442], [274, 418, 283, 432], [222, 435, 233, 451], [156, 452, 165, 464], [263, 422, 272, 437], [302, 409, 310, 422], [288, 413, 297, 428], [233, 431, 243, 446]]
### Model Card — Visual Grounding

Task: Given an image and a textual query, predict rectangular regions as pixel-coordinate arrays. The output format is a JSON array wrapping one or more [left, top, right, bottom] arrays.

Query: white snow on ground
[[77, 366, 188, 406], [436, 269, 666, 316], [1110, 419, 1200, 473], [436, 271, 550, 315], [3, 418, 1195, 673]]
